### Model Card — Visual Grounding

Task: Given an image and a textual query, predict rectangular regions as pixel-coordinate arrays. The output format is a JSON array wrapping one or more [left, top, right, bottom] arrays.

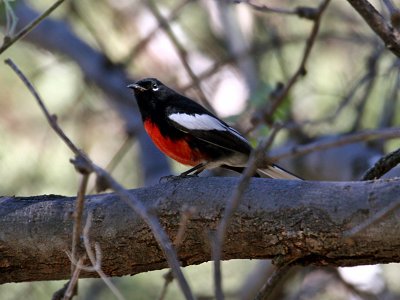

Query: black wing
[[165, 96, 252, 155]]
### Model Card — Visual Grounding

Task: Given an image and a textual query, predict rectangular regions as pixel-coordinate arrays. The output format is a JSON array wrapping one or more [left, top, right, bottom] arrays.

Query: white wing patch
[[168, 113, 249, 144], [169, 113, 227, 131]]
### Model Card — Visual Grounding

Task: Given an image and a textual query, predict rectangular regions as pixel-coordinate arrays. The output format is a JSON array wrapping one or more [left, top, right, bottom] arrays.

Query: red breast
[[144, 120, 206, 166]]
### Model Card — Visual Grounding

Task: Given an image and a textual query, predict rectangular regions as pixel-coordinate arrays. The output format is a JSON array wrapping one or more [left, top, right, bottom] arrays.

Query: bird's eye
[[151, 83, 159, 91]]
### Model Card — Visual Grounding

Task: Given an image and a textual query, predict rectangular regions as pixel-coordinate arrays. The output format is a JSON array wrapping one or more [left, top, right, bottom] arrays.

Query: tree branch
[[362, 147, 400, 180], [0, 0, 67, 55], [347, 0, 400, 57], [1, 177, 400, 283], [270, 127, 400, 162]]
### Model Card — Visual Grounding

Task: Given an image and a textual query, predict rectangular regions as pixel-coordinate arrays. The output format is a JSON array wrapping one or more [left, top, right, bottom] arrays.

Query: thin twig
[[5, 59, 85, 156], [146, 0, 214, 112], [124, 0, 190, 64], [68, 1, 111, 58], [350, 46, 381, 132], [241, 0, 320, 20], [254, 261, 296, 300], [378, 66, 400, 129], [8, 55, 90, 299], [347, 0, 400, 58], [62, 257, 84, 300], [257, 0, 331, 126], [158, 272, 174, 300], [239, 261, 274, 300], [82, 213, 126, 300], [213, 126, 282, 300], [344, 197, 400, 237], [64, 173, 90, 300], [89, 136, 135, 194], [66, 251, 96, 273], [240, 0, 300, 16], [105, 136, 135, 174], [158, 206, 196, 300], [5, 58, 194, 300], [3, 0, 18, 38], [362, 147, 400, 180], [86, 168, 194, 300], [270, 127, 400, 162], [173, 206, 196, 249], [0, 0, 67, 55], [70, 174, 90, 275], [180, 30, 349, 94], [275, 46, 383, 135]]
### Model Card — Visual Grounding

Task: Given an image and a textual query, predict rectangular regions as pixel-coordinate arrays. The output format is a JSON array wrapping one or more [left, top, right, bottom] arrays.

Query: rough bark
[[1, 177, 400, 284]]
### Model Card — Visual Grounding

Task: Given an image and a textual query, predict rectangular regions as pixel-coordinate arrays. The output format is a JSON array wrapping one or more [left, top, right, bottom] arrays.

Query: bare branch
[[124, 0, 190, 63], [146, 0, 213, 112], [0, 0, 67, 55], [5, 58, 85, 156], [254, 262, 296, 300], [270, 127, 400, 162], [158, 206, 195, 300], [2, 177, 400, 283], [213, 126, 281, 300], [378, 67, 400, 129], [70, 174, 90, 273], [347, 0, 400, 57], [82, 214, 126, 300], [350, 47, 381, 132], [251, 0, 331, 128], [3, 0, 18, 37], [362, 147, 400, 180], [62, 257, 84, 300], [240, 0, 320, 20], [344, 195, 400, 237]]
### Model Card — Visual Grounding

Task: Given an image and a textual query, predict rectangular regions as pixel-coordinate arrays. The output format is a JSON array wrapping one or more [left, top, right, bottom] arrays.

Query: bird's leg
[[159, 163, 208, 183], [180, 163, 207, 177]]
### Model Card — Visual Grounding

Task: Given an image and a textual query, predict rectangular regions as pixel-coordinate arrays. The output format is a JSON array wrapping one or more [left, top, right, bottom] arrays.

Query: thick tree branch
[[1, 177, 400, 283]]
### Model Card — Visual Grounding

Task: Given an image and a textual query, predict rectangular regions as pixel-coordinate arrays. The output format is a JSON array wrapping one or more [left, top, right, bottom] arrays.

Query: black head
[[128, 78, 180, 121], [128, 78, 205, 122], [128, 78, 175, 117], [127, 78, 170, 98]]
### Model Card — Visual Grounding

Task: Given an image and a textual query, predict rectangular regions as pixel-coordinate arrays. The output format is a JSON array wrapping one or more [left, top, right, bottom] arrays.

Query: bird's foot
[[179, 173, 199, 178], [159, 175, 177, 183], [159, 173, 198, 183]]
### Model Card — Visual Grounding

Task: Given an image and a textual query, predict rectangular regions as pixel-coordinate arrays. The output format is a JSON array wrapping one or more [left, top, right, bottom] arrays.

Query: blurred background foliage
[[1, 0, 400, 299]]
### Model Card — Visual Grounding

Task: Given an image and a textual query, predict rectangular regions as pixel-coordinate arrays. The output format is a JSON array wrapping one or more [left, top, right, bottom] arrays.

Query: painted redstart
[[128, 78, 300, 179]]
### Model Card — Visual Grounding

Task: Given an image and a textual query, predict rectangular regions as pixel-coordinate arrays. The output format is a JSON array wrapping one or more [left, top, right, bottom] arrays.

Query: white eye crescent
[[152, 83, 159, 91]]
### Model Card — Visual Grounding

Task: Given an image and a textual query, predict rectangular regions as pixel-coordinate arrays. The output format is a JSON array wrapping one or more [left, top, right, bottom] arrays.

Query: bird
[[128, 78, 300, 179]]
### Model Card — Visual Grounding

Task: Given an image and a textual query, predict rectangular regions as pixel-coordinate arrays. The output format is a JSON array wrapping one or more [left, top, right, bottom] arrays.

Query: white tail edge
[[257, 165, 302, 180]]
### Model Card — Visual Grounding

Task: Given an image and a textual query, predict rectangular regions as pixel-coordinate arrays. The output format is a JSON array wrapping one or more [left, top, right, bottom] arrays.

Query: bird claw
[[159, 173, 198, 183], [179, 173, 199, 178], [159, 175, 178, 183]]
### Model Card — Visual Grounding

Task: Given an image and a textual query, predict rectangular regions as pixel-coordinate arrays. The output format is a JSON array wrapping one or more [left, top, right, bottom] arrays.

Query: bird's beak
[[127, 83, 146, 92]]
